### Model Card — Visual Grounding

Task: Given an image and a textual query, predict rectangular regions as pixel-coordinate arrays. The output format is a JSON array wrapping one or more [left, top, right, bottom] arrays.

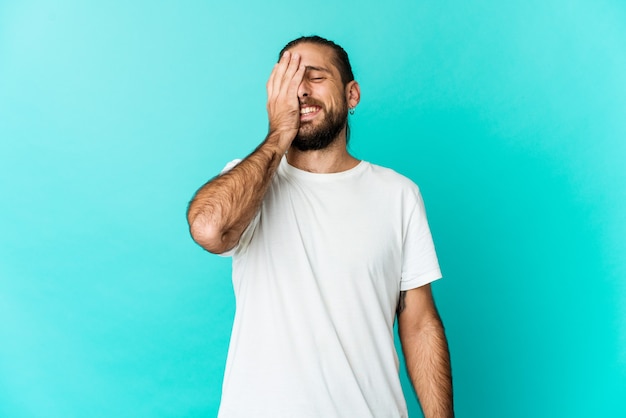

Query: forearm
[[187, 133, 288, 253], [400, 318, 454, 418]]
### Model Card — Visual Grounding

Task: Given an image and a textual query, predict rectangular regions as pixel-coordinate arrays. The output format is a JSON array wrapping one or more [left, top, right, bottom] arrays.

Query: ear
[[345, 81, 361, 109]]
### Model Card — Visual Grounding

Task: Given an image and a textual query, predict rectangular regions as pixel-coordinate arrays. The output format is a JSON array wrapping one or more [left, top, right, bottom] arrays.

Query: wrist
[[265, 129, 295, 154]]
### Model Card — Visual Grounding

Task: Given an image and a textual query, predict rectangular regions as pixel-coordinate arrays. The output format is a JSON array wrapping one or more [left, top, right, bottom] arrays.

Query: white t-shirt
[[217, 156, 442, 418]]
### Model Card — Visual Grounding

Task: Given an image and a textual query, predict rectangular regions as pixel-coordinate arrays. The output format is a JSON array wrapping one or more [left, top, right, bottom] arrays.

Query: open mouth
[[300, 105, 321, 119]]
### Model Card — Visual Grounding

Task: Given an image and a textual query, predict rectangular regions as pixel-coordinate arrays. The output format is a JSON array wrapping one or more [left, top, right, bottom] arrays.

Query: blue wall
[[1, 1, 624, 416]]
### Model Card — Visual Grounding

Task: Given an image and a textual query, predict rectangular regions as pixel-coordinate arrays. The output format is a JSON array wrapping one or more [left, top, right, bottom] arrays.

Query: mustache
[[299, 99, 324, 108]]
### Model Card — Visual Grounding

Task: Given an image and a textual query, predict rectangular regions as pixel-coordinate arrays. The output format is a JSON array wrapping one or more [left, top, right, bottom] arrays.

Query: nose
[[298, 80, 310, 99]]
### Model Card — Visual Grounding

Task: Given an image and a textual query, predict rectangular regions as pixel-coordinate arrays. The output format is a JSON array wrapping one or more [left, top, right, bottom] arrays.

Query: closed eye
[[304, 65, 331, 82]]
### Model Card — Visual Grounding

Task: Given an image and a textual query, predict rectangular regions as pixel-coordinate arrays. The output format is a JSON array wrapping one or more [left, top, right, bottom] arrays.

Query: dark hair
[[279, 35, 355, 87]]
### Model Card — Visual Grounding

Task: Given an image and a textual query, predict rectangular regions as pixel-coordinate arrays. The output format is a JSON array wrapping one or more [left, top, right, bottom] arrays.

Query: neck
[[286, 135, 360, 173]]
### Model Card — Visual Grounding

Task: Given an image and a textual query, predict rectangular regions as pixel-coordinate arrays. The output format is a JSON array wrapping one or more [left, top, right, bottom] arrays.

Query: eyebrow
[[305, 65, 332, 74]]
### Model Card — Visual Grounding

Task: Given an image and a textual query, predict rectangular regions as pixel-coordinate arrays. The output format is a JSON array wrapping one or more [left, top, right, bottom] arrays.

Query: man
[[187, 36, 453, 418]]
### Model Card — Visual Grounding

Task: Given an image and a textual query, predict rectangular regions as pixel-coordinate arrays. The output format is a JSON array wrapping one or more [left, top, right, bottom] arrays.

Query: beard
[[292, 99, 348, 151]]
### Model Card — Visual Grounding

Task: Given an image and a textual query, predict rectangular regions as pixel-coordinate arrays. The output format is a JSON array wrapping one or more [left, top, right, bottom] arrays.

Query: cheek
[[326, 90, 346, 110]]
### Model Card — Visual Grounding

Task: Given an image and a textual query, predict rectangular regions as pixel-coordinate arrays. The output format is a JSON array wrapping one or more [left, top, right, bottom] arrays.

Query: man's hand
[[266, 51, 306, 152]]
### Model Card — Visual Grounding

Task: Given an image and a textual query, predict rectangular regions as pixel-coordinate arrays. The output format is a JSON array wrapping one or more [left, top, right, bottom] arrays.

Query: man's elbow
[[188, 217, 232, 254]]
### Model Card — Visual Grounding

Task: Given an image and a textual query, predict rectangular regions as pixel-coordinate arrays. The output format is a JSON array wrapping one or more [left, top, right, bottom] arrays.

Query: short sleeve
[[400, 189, 442, 290]]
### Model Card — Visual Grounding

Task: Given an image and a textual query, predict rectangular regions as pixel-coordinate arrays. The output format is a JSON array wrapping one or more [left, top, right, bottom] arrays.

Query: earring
[[349, 107, 355, 115]]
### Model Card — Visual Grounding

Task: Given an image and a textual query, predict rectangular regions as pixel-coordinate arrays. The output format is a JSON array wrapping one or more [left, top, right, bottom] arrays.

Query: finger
[[266, 63, 279, 98], [271, 51, 291, 98], [278, 53, 301, 96], [286, 64, 306, 97]]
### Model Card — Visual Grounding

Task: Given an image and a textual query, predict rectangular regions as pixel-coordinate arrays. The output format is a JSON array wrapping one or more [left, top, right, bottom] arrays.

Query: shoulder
[[362, 161, 422, 195]]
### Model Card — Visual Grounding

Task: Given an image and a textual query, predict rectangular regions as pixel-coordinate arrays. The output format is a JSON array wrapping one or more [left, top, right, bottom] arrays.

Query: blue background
[[1, 0, 625, 416]]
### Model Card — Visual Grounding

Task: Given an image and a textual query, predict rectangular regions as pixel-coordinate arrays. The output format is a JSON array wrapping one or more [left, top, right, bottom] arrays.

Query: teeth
[[300, 106, 318, 115]]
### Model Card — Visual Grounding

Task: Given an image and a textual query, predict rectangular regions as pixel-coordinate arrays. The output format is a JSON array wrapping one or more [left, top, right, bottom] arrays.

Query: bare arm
[[187, 51, 305, 253], [397, 284, 454, 418]]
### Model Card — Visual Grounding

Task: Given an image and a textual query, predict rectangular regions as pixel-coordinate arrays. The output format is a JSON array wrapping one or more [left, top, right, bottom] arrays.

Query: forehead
[[286, 43, 340, 76]]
